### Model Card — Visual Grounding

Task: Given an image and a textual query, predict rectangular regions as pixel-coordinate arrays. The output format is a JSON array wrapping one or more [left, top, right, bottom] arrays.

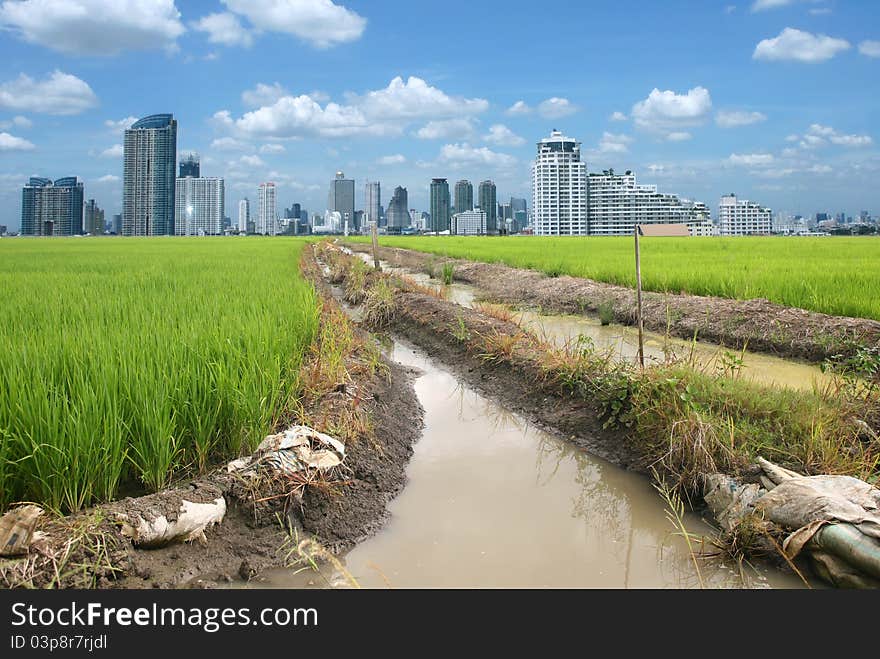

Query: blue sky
[[1, 0, 878, 230]]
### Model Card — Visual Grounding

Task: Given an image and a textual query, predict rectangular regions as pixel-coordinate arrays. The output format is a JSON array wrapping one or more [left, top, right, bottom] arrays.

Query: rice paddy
[[363, 236, 880, 321], [0, 237, 320, 512]]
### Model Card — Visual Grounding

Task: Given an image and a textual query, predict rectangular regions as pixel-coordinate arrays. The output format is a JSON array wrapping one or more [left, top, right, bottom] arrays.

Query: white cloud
[[96, 174, 120, 183], [211, 137, 248, 151], [100, 144, 124, 158], [483, 124, 525, 147], [793, 124, 873, 148], [665, 131, 692, 142], [716, 110, 767, 128], [728, 153, 775, 166], [377, 154, 406, 166], [753, 28, 850, 63], [809, 8, 832, 15], [242, 82, 288, 108], [537, 97, 578, 119], [437, 143, 517, 169], [0, 131, 34, 151], [355, 76, 488, 119], [505, 100, 531, 116], [192, 12, 253, 48], [222, 0, 366, 49], [751, 0, 794, 10], [859, 41, 880, 58], [0, 71, 97, 115], [598, 132, 633, 153], [808, 164, 832, 173], [0, 0, 184, 55], [415, 118, 476, 140], [220, 77, 489, 140], [104, 116, 138, 133], [609, 111, 627, 122], [12, 115, 31, 128], [259, 143, 286, 154], [238, 154, 266, 168], [631, 86, 712, 133]]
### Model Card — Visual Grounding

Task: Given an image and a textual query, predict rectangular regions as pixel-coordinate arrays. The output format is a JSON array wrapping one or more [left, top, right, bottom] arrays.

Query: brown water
[[238, 340, 806, 589], [356, 252, 832, 393]]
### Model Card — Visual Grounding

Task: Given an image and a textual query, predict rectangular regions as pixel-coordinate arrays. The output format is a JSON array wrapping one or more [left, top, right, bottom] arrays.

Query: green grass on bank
[[0, 237, 320, 512], [354, 235, 880, 321]]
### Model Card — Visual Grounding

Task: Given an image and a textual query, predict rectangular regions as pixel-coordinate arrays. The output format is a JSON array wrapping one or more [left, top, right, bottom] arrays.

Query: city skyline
[[1, 1, 878, 231]]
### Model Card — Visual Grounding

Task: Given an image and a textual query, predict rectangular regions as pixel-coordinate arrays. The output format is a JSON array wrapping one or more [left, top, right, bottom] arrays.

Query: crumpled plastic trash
[[227, 425, 346, 476]]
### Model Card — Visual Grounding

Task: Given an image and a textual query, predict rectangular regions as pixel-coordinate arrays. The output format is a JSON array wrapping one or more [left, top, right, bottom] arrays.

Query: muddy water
[[356, 252, 831, 393], [240, 340, 805, 589]]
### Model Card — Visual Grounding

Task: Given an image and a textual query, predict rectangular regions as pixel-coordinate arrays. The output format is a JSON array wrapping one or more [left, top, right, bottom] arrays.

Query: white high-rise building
[[451, 210, 487, 236], [587, 171, 712, 236], [257, 182, 277, 235], [238, 198, 250, 233], [719, 194, 772, 236], [532, 130, 588, 235], [174, 177, 224, 236]]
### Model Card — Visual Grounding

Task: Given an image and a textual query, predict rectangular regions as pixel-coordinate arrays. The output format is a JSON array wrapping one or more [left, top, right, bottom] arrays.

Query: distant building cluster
[[8, 117, 876, 239]]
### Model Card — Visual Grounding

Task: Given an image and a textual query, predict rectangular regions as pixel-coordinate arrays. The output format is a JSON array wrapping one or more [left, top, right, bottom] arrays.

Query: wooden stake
[[370, 221, 380, 270], [634, 225, 645, 369]]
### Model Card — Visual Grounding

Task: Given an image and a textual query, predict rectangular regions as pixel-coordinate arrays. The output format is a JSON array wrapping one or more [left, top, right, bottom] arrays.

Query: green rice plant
[[440, 262, 455, 285], [0, 237, 321, 512], [350, 235, 880, 321]]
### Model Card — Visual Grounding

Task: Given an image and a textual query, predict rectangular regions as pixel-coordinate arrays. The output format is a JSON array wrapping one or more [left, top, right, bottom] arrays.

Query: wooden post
[[370, 221, 380, 271], [634, 225, 645, 369]]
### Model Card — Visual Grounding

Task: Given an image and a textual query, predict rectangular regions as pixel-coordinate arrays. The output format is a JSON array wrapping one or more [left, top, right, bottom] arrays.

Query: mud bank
[[346, 243, 880, 364], [0, 249, 423, 589]]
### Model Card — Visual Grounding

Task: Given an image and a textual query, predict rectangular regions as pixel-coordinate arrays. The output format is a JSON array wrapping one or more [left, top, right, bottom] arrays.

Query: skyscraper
[[328, 171, 356, 231], [386, 186, 409, 231], [20, 176, 84, 236], [454, 179, 473, 215], [83, 199, 104, 236], [123, 114, 177, 236], [175, 176, 224, 236], [257, 182, 277, 235], [532, 130, 587, 235], [429, 178, 450, 233], [238, 198, 250, 233], [478, 180, 497, 234], [365, 181, 381, 227], [179, 153, 200, 178]]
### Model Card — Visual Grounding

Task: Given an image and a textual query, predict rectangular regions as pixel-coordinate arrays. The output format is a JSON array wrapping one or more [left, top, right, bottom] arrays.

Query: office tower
[[429, 178, 450, 233], [83, 199, 104, 235], [532, 130, 588, 235], [586, 170, 711, 235], [179, 153, 200, 178], [328, 171, 356, 231], [719, 194, 772, 236], [175, 176, 224, 235], [123, 114, 177, 236], [365, 181, 381, 227], [451, 209, 486, 236], [239, 198, 250, 233], [20, 176, 84, 236], [454, 179, 473, 215], [386, 186, 409, 231], [478, 180, 497, 234], [112, 214, 122, 234], [257, 182, 277, 235]]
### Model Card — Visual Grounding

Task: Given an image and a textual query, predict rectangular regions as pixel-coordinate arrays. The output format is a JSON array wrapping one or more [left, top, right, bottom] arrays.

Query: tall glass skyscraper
[[20, 176, 84, 236], [123, 114, 178, 236], [328, 171, 356, 231], [365, 181, 381, 227], [478, 180, 497, 234], [429, 178, 450, 233], [386, 186, 409, 230], [454, 179, 473, 215]]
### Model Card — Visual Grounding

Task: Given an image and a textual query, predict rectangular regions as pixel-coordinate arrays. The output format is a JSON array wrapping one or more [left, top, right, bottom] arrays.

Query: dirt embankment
[[1, 247, 423, 589], [348, 243, 880, 364]]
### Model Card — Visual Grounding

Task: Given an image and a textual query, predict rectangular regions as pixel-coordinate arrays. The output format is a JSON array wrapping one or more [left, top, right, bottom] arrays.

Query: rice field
[[0, 237, 319, 512], [365, 236, 880, 321]]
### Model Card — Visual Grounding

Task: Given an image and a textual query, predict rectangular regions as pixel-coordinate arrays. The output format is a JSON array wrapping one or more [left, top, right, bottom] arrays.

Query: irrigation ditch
[[344, 242, 880, 365]]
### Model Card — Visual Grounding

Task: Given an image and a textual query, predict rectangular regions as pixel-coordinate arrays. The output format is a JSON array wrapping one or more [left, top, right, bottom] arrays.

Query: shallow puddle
[[356, 251, 832, 393], [239, 340, 807, 589]]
